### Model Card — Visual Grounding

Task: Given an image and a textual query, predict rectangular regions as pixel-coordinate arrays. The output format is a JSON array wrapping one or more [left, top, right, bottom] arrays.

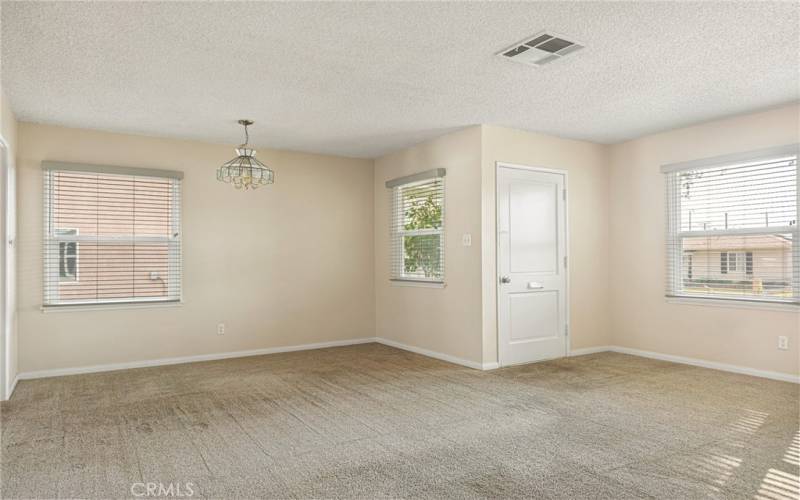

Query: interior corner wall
[[1, 86, 19, 396], [373, 126, 484, 365], [16, 123, 375, 374], [609, 103, 800, 377], [480, 125, 612, 365]]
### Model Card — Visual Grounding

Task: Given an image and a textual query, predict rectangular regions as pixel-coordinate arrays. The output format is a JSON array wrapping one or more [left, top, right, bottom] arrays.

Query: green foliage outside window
[[403, 186, 443, 278]]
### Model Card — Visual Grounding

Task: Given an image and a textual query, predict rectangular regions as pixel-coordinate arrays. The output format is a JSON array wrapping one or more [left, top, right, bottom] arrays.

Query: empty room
[[1, 1, 798, 499]]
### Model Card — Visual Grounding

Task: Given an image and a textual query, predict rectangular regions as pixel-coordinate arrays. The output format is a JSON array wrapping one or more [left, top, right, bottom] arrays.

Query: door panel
[[509, 182, 558, 274], [509, 291, 559, 341], [498, 165, 567, 366]]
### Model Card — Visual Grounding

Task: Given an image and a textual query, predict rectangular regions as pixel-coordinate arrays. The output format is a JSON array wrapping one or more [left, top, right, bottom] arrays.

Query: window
[[386, 169, 446, 283], [56, 229, 78, 281], [684, 253, 693, 280], [728, 251, 738, 272], [664, 145, 799, 305], [720, 251, 752, 275], [43, 162, 183, 307]]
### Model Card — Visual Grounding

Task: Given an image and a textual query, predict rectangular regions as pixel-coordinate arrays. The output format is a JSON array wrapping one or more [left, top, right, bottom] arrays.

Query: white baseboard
[[4, 375, 19, 401], [507, 344, 799, 383], [15, 337, 376, 381], [569, 345, 613, 356], [15, 337, 486, 383], [609, 346, 800, 384], [11, 338, 798, 386], [374, 337, 490, 370]]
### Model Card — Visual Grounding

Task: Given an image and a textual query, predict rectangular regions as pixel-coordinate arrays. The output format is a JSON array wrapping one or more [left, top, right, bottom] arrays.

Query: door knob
[[500, 275, 511, 284]]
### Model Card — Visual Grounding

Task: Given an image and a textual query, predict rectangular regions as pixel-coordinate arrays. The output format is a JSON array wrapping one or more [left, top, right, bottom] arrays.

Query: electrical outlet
[[462, 233, 472, 247], [217, 323, 225, 336], [778, 336, 788, 350]]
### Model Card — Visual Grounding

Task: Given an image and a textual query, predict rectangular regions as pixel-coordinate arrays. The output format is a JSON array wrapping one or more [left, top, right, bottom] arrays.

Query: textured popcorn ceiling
[[2, 1, 798, 158]]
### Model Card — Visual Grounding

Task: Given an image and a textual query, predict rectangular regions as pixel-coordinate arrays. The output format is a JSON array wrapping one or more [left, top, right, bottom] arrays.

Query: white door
[[0, 142, 14, 400], [497, 164, 567, 366], [0, 144, 5, 399]]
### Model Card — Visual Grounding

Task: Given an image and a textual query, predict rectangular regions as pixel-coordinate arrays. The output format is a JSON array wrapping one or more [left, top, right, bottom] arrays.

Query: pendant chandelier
[[217, 120, 275, 190]]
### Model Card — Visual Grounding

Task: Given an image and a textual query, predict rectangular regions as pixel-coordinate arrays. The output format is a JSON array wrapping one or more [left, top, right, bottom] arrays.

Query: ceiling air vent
[[498, 31, 584, 67]]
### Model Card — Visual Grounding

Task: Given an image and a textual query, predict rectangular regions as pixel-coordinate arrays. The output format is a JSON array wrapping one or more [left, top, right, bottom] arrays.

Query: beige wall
[[374, 127, 484, 364], [10, 105, 799, 378], [0, 89, 17, 155], [373, 125, 610, 366], [1, 86, 19, 394], [480, 125, 612, 364], [16, 123, 375, 373], [609, 104, 800, 377]]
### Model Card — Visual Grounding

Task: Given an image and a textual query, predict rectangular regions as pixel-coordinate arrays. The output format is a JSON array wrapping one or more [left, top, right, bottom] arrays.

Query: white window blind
[[387, 169, 446, 283], [663, 145, 799, 305], [43, 162, 183, 307]]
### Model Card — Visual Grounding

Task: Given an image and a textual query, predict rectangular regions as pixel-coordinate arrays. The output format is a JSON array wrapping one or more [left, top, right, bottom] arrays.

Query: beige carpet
[[1, 343, 798, 499]]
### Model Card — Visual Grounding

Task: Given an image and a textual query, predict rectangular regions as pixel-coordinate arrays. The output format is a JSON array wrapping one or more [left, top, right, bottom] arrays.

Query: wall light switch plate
[[462, 233, 472, 247], [778, 336, 789, 350]]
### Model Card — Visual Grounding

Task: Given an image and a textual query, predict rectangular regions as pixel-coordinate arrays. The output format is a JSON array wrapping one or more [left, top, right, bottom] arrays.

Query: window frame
[[386, 169, 446, 285], [664, 144, 800, 307], [42, 164, 183, 308]]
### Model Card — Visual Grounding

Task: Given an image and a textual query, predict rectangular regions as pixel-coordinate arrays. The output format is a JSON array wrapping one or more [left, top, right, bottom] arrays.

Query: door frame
[[0, 136, 9, 400], [495, 161, 571, 366]]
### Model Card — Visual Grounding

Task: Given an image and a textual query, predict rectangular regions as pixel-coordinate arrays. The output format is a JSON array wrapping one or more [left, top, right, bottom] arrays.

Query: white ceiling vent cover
[[498, 31, 584, 67]]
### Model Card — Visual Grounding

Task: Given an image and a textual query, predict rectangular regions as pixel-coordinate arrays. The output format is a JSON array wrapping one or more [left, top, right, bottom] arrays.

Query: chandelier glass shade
[[217, 120, 275, 190]]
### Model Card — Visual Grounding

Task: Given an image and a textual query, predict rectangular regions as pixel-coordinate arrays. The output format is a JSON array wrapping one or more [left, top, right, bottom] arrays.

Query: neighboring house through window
[[43, 162, 183, 306], [664, 145, 799, 305]]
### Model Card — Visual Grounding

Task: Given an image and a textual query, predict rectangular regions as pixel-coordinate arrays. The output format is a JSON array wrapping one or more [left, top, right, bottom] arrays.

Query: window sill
[[390, 279, 446, 289], [41, 300, 183, 313], [666, 296, 799, 312]]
